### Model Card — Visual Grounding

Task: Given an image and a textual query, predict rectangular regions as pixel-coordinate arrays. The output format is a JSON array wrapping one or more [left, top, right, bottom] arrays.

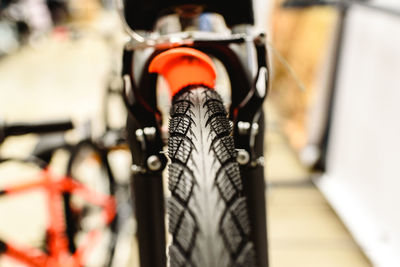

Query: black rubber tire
[[167, 87, 256, 267]]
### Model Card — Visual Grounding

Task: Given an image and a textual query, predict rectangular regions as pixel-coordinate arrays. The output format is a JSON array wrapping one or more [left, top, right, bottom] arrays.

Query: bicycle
[[117, 1, 270, 266], [26, 73, 135, 267], [0, 119, 116, 267], [64, 126, 134, 267]]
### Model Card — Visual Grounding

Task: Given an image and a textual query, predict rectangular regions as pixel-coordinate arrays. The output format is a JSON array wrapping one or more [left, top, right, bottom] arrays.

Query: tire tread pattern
[[167, 87, 255, 267]]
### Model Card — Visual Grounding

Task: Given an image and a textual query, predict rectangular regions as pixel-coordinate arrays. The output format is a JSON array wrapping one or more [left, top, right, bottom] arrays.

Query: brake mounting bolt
[[143, 127, 156, 140], [135, 129, 144, 142], [237, 149, 250, 165], [147, 155, 162, 171], [238, 121, 251, 135]]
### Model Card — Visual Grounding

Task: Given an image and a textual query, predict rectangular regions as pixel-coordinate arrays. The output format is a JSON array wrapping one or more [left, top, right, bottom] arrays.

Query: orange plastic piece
[[149, 47, 217, 95]]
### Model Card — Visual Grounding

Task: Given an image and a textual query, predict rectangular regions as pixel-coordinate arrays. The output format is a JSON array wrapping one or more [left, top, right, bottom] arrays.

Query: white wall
[[316, 4, 400, 267]]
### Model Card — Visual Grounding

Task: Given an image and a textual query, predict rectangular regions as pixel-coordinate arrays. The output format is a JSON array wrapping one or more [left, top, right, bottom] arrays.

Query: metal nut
[[135, 129, 144, 142], [237, 149, 250, 165], [238, 121, 251, 135], [131, 164, 145, 174], [143, 127, 156, 140], [147, 155, 162, 171]]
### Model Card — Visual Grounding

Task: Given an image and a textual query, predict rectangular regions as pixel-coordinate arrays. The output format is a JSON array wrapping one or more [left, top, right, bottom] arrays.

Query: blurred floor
[[266, 104, 372, 267], [0, 14, 372, 267]]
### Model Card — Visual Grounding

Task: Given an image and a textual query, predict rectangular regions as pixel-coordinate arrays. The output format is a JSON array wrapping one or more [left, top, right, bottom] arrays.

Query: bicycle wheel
[[65, 140, 117, 267], [167, 86, 256, 267]]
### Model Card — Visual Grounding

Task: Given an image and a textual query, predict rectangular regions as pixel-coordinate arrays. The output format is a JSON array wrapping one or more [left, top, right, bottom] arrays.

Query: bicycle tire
[[65, 140, 118, 267], [167, 86, 256, 267]]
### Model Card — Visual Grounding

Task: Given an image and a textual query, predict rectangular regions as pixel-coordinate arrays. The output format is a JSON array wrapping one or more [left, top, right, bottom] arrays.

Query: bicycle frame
[[121, 10, 270, 267], [0, 161, 116, 267]]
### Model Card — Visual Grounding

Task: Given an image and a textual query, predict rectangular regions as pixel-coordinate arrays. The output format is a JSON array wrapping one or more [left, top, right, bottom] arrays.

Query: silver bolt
[[131, 164, 144, 174], [143, 127, 156, 140], [147, 155, 162, 171], [135, 129, 144, 142], [237, 149, 250, 165], [251, 156, 265, 167], [238, 121, 251, 135]]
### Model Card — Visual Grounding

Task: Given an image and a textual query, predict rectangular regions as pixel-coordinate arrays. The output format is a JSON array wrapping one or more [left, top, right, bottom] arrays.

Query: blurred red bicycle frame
[[0, 167, 116, 267]]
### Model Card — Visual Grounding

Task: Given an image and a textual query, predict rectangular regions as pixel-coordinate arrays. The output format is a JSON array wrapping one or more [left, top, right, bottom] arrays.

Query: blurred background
[[0, 0, 399, 266]]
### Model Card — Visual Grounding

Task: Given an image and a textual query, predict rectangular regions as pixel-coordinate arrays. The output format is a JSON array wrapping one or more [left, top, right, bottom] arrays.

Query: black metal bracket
[[122, 49, 167, 174], [232, 35, 269, 168]]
